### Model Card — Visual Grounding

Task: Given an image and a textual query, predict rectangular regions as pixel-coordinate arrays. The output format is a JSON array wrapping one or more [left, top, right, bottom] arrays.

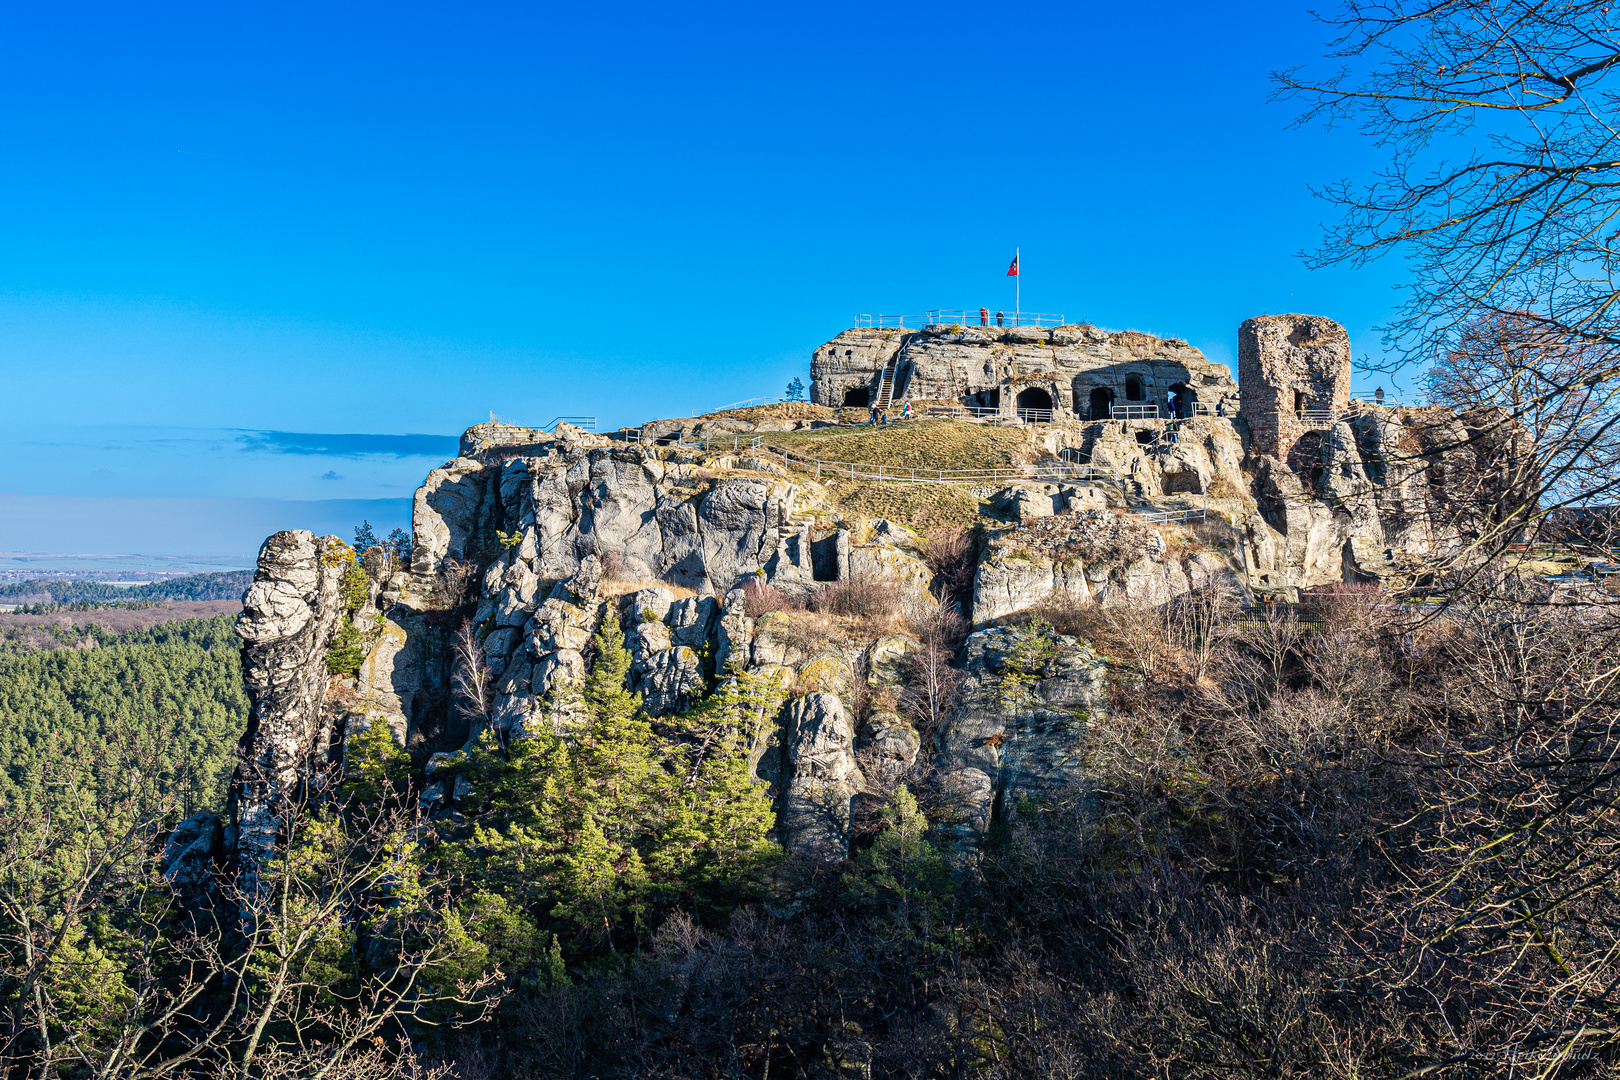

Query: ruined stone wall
[[1238, 315, 1353, 461], [811, 323, 1239, 418]]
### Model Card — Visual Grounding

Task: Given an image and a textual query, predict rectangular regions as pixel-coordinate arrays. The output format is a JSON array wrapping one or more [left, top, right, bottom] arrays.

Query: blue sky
[[0, 0, 1410, 564]]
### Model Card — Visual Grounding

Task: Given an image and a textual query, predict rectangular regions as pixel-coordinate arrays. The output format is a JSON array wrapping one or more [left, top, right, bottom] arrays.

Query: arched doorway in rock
[[1015, 387, 1054, 421], [1088, 386, 1115, 421], [843, 386, 870, 408], [1125, 374, 1146, 401], [1168, 382, 1197, 419]]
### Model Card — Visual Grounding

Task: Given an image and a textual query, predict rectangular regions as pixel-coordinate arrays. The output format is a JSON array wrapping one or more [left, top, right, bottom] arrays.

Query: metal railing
[[1111, 404, 1160, 420], [1016, 408, 1055, 424], [1135, 507, 1208, 525], [673, 434, 1112, 485], [926, 404, 1002, 419], [661, 432, 1215, 529], [852, 314, 922, 329], [486, 413, 598, 433], [926, 309, 1066, 328], [691, 397, 791, 417]]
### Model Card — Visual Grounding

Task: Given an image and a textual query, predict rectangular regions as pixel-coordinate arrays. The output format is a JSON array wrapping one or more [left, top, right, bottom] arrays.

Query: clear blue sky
[[0, 0, 1407, 564]]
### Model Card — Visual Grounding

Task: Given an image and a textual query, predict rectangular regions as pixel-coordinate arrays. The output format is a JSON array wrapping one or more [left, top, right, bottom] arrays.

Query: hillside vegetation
[[0, 570, 253, 605], [0, 614, 246, 816], [763, 418, 1042, 471]]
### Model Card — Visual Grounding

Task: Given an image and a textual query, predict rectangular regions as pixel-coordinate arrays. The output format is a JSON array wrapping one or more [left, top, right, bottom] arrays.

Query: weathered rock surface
[[936, 626, 1109, 849], [776, 693, 864, 862], [231, 530, 348, 881], [810, 324, 1240, 421]]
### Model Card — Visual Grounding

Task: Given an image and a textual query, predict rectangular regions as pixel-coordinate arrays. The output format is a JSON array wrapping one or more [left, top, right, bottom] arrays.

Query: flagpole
[[1015, 246, 1020, 324]]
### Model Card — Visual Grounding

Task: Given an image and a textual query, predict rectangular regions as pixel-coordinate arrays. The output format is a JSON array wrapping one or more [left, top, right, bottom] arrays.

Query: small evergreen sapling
[[785, 376, 806, 402]]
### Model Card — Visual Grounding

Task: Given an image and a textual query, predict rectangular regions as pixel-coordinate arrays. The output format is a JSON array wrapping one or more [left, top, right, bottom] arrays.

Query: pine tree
[[385, 527, 412, 565], [353, 520, 378, 550], [785, 376, 806, 402], [848, 786, 951, 937]]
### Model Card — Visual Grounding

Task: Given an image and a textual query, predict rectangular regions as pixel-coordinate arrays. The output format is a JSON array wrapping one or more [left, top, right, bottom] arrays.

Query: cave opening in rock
[[1088, 387, 1115, 421], [810, 534, 840, 582], [1135, 430, 1155, 446], [1164, 471, 1203, 494], [1169, 382, 1195, 418], [843, 386, 870, 408], [1125, 374, 1145, 401], [1015, 387, 1053, 421]]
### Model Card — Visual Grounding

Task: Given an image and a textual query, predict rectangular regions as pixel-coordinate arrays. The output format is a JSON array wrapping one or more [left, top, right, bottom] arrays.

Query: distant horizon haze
[[0, 0, 1412, 558]]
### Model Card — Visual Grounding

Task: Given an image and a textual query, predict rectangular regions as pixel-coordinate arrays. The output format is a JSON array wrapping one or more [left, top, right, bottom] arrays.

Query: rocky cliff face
[[812, 323, 1240, 420], [229, 530, 350, 883], [218, 330, 1524, 877]]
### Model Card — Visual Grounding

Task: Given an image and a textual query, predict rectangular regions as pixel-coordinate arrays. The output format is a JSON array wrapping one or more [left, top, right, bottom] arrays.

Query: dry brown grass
[[823, 481, 984, 532], [601, 578, 700, 601], [765, 418, 1036, 472], [701, 402, 838, 422]]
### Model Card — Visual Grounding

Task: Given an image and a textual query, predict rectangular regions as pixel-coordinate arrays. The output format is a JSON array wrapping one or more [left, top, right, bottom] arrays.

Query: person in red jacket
[[979, 307, 988, 325]]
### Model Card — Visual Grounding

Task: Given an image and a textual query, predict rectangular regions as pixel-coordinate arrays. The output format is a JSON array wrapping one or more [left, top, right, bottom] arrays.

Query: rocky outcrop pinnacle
[[230, 530, 348, 885]]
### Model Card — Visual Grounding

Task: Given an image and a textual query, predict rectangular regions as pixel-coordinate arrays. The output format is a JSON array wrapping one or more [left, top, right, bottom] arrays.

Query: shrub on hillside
[[811, 578, 902, 619], [921, 528, 977, 609], [741, 580, 804, 618]]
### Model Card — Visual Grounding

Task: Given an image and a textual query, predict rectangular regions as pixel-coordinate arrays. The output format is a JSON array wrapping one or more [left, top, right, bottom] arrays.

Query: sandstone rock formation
[[231, 530, 349, 884], [811, 323, 1240, 421], [212, 310, 1533, 885]]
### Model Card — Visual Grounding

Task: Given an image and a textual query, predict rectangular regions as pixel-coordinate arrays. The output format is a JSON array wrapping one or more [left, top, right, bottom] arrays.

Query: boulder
[[638, 646, 706, 715], [867, 635, 918, 688], [861, 711, 921, 769], [778, 693, 864, 862]]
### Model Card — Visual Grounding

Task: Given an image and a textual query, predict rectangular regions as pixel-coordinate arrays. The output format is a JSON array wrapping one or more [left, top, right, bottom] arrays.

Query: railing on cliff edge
[[678, 433, 1209, 525], [925, 309, 1066, 329], [850, 311, 1068, 329], [674, 433, 1112, 485]]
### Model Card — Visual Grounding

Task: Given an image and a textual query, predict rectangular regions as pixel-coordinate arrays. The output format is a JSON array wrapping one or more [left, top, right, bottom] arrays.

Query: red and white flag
[[1006, 254, 1019, 277]]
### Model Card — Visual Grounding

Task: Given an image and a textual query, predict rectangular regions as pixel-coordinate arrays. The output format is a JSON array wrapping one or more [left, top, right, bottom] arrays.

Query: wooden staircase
[[873, 355, 901, 410]]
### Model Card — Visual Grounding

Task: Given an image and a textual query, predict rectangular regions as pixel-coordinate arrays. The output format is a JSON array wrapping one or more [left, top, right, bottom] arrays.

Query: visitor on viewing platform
[[996, 310, 1005, 326], [979, 306, 988, 325]]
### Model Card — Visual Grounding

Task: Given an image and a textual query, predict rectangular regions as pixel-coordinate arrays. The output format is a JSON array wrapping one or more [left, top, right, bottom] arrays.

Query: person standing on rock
[[996, 310, 1005, 327], [979, 306, 988, 325]]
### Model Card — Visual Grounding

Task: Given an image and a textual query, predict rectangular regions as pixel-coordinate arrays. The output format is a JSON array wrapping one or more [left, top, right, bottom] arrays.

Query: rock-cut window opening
[[843, 386, 870, 408], [1088, 387, 1115, 421], [1125, 375, 1145, 401], [1294, 390, 1304, 413]]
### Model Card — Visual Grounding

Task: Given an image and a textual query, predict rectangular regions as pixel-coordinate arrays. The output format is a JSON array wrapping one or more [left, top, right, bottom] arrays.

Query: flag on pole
[[1006, 254, 1019, 276]]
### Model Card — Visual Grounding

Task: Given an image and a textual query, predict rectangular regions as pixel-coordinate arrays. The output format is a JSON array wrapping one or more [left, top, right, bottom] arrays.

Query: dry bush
[[430, 558, 477, 611], [768, 609, 840, 657], [919, 527, 977, 609], [811, 577, 902, 619], [740, 579, 804, 618], [1204, 474, 1249, 501]]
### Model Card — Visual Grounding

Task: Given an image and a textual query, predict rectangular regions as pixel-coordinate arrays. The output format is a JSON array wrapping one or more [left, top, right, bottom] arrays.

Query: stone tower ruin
[[1237, 314, 1352, 461]]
